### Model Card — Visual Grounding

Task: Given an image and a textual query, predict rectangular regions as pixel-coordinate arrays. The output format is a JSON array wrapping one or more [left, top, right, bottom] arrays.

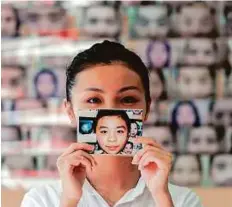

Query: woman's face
[[149, 42, 168, 68], [184, 39, 216, 65], [211, 154, 232, 186], [84, 6, 120, 38], [149, 71, 163, 100], [67, 63, 147, 130], [37, 73, 56, 98], [176, 104, 196, 126], [134, 6, 169, 38], [123, 143, 133, 154], [96, 115, 128, 154], [178, 67, 213, 99], [1, 5, 17, 37], [187, 127, 219, 154], [171, 155, 201, 186], [130, 123, 138, 137]]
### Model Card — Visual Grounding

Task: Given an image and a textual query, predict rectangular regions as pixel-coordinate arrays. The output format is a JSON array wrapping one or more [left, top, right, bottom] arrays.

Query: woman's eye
[[117, 130, 124, 134], [121, 96, 139, 104], [100, 130, 107, 134], [87, 97, 102, 104]]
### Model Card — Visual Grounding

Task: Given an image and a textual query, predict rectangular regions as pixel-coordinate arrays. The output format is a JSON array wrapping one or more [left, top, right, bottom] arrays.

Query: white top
[[21, 178, 203, 207]]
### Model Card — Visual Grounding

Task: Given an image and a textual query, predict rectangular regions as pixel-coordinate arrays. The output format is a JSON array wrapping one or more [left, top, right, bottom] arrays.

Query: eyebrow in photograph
[[99, 126, 126, 129], [84, 86, 142, 93]]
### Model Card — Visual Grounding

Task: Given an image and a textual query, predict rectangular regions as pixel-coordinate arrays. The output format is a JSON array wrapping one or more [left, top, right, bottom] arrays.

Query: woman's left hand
[[132, 137, 173, 195]]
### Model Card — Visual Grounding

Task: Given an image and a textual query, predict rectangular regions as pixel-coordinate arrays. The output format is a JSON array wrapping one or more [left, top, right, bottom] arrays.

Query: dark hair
[[125, 141, 133, 149], [66, 40, 151, 112], [171, 100, 201, 128], [34, 68, 58, 99], [146, 40, 171, 69], [93, 109, 131, 134], [171, 153, 202, 172]]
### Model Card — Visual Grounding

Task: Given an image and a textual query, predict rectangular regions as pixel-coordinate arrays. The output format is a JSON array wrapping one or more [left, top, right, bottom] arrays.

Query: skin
[[58, 64, 173, 207], [176, 104, 196, 127], [123, 143, 133, 155], [187, 127, 219, 154], [1, 5, 17, 37], [171, 155, 201, 186], [178, 67, 213, 99], [130, 122, 138, 138], [183, 38, 216, 65], [96, 115, 128, 154]]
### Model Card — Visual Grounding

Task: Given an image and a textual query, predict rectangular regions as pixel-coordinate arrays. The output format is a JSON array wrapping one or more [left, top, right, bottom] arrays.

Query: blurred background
[[1, 0, 232, 206]]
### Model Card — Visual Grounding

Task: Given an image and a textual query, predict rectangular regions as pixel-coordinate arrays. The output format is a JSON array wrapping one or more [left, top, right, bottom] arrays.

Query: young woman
[[21, 41, 202, 207]]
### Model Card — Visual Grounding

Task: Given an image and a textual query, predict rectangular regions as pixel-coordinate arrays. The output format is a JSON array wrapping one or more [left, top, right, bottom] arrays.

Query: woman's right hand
[[57, 143, 96, 207]]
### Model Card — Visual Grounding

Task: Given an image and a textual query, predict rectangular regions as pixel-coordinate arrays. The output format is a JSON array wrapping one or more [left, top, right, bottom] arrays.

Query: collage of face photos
[[78, 109, 143, 156], [1, 0, 232, 188]]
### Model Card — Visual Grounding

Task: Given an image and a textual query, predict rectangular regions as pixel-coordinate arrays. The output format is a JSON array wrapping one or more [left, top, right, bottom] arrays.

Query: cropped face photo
[[143, 126, 175, 152], [177, 67, 213, 99], [1, 4, 19, 38], [133, 5, 169, 38], [83, 5, 120, 38], [177, 3, 215, 37], [187, 126, 220, 154], [182, 38, 217, 66], [147, 40, 171, 69], [130, 122, 138, 138], [96, 115, 129, 154], [171, 154, 201, 186], [211, 99, 232, 127], [211, 154, 232, 186], [123, 142, 134, 155], [24, 4, 67, 35], [1, 65, 26, 99], [1, 126, 21, 141]]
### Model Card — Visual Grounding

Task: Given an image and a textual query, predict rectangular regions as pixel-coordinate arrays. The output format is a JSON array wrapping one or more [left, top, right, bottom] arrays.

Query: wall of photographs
[[1, 1, 232, 189]]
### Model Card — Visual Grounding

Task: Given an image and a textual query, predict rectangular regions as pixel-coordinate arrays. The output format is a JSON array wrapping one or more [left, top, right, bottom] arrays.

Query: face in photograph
[[177, 3, 214, 37], [143, 126, 175, 152], [211, 99, 232, 127], [130, 122, 138, 138], [123, 142, 133, 155], [84, 5, 120, 38], [96, 115, 129, 154], [1, 4, 20, 38], [1, 65, 26, 99], [171, 154, 201, 186], [183, 38, 217, 66], [34, 69, 58, 99], [178, 67, 213, 99], [147, 40, 170, 69], [172, 101, 200, 128], [211, 154, 232, 186], [25, 4, 67, 35], [187, 126, 220, 154], [1, 126, 21, 141], [133, 5, 169, 38]]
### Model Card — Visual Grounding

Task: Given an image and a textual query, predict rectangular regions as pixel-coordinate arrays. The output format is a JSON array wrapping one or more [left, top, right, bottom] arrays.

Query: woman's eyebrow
[[118, 86, 141, 93], [84, 88, 104, 93], [117, 126, 126, 129]]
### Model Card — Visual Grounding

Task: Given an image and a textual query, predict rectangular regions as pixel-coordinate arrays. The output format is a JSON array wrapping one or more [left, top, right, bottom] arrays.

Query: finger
[[68, 150, 97, 167], [132, 145, 171, 164], [61, 143, 94, 156]]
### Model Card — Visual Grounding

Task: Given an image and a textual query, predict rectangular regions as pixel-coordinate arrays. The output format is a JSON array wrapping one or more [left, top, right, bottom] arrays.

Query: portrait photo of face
[[34, 68, 59, 99], [96, 112, 130, 155], [1, 4, 20, 38], [187, 126, 222, 154], [149, 70, 167, 101], [171, 154, 202, 186], [143, 126, 175, 152], [171, 101, 201, 128], [177, 66, 214, 99], [210, 99, 232, 127], [1, 65, 26, 99], [176, 2, 216, 37], [83, 4, 120, 38], [130, 122, 138, 138], [146, 40, 171, 69], [211, 154, 232, 186], [24, 2, 67, 36], [123, 142, 134, 155], [1, 126, 21, 142], [132, 4, 170, 38], [182, 38, 217, 66]]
